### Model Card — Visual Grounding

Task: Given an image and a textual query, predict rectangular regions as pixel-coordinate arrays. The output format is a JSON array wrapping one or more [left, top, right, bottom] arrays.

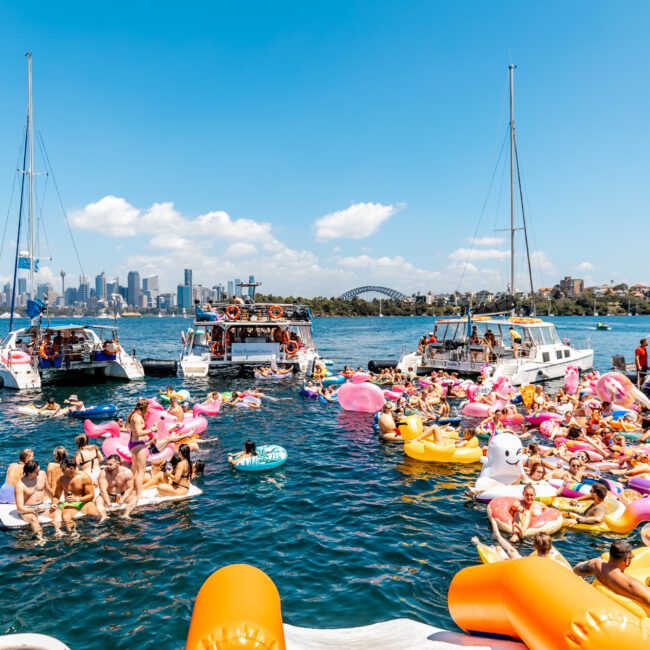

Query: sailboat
[[0, 54, 144, 390], [396, 65, 593, 384], [379, 298, 384, 318], [593, 299, 599, 317]]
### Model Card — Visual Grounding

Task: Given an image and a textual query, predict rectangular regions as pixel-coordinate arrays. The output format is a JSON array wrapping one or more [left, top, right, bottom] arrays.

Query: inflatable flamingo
[[193, 399, 221, 418], [564, 365, 579, 395], [84, 419, 120, 438], [337, 382, 385, 413]]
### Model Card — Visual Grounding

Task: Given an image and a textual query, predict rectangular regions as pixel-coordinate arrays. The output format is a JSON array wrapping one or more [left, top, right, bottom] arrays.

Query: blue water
[[0, 315, 647, 649]]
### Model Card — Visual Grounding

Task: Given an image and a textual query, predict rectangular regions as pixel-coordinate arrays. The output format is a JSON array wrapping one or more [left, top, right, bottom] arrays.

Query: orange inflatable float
[[448, 557, 649, 649], [186, 564, 286, 650]]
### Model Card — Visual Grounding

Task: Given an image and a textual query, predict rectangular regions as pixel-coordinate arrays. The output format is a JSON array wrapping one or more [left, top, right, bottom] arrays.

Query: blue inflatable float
[[234, 445, 287, 472], [68, 404, 118, 420]]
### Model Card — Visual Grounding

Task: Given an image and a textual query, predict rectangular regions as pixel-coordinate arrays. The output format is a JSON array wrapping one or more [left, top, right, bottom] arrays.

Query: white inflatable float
[[0, 484, 202, 529], [0, 634, 71, 649]]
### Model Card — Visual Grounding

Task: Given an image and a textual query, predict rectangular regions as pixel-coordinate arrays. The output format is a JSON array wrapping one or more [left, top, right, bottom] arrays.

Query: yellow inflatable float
[[593, 546, 650, 618], [449, 557, 650, 648], [474, 540, 571, 569], [400, 416, 482, 463]]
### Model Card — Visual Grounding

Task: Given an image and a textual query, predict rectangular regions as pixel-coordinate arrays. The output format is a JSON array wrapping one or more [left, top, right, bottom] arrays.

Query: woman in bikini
[[157, 444, 192, 496], [46, 446, 68, 495], [74, 434, 103, 482], [127, 397, 157, 500]]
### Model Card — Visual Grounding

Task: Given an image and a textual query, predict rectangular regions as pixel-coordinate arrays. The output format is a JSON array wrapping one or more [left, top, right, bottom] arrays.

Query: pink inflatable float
[[84, 419, 120, 438], [597, 372, 650, 410], [629, 476, 650, 495], [526, 412, 562, 426], [337, 382, 385, 413], [193, 399, 221, 418], [350, 373, 371, 384], [563, 365, 580, 395]]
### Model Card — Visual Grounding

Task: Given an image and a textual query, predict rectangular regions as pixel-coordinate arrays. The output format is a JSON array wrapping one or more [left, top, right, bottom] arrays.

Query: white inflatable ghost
[[473, 433, 524, 494]]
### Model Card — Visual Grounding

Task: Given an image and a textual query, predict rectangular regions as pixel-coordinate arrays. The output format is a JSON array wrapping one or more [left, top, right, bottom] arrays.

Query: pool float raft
[[0, 484, 202, 530], [68, 404, 117, 420], [474, 540, 571, 569], [449, 556, 650, 647], [487, 496, 564, 537], [233, 445, 287, 472]]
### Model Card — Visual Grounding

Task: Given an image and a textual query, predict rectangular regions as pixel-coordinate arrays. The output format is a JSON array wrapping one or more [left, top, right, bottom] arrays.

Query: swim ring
[[234, 445, 287, 472]]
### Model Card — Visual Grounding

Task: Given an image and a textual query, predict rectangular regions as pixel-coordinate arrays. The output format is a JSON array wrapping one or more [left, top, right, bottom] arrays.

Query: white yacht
[[398, 66, 594, 385], [397, 316, 593, 385], [0, 324, 144, 390], [0, 55, 144, 390], [180, 302, 319, 378]]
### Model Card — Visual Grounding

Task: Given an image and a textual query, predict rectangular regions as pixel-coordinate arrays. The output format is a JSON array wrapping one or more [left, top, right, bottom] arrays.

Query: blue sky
[[0, 1, 648, 297]]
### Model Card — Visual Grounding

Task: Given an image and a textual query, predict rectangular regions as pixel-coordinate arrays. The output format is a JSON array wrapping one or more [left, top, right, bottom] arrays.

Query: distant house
[[559, 276, 584, 297]]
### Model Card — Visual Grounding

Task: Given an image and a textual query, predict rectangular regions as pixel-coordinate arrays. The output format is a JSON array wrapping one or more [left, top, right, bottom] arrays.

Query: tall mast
[[26, 52, 35, 299], [508, 64, 516, 299]]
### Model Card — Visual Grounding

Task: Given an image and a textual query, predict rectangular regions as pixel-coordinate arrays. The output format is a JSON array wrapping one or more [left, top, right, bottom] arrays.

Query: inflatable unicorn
[[563, 365, 579, 395], [597, 372, 650, 410]]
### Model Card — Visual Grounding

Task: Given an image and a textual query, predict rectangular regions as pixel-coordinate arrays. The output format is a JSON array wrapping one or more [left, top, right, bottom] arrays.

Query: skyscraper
[[17, 278, 27, 295], [234, 278, 242, 297], [95, 272, 107, 301], [177, 284, 191, 309], [248, 275, 255, 297], [78, 275, 90, 303], [143, 275, 159, 292], [227, 280, 234, 297], [127, 271, 141, 307]]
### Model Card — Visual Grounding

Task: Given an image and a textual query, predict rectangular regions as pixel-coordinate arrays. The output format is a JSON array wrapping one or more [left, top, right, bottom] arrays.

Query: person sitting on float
[[64, 394, 85, 412], [228, 440, 257, 466], [573, 541, 650, 612], [508, 484, 540, 542], [563, 483, 608, 527]]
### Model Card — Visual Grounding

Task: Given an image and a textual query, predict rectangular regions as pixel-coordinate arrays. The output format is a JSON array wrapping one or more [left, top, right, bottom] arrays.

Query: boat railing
[[194, 302, 311, 324]]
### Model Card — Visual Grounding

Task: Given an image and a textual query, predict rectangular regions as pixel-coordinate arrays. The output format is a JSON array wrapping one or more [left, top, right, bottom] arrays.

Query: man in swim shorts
[[14, 460, 60, 541], [564, 483, 608, 527], [51, 458, 100, 535], [574, 540, 650, 612], [97, 454, 137, 519]]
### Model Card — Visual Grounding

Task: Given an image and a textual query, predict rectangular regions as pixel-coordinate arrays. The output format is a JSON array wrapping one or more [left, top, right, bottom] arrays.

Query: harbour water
[[0, 315, 647, 648]]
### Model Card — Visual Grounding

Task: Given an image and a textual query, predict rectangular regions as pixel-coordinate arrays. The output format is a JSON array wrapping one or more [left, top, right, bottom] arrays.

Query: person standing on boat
[[635, 338, 648, 387], [509, 326, 522, 359]]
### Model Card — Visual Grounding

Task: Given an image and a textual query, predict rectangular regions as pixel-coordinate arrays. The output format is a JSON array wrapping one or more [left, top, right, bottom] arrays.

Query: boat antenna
[[514, 139, 536, 315], [508, 64, 516, 309], [8, 126, 29, 332], [27, 52, 35, 300]]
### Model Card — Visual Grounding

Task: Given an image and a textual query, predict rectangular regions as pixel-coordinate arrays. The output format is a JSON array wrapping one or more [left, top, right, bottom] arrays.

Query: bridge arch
[[338, 286, 407, 301]]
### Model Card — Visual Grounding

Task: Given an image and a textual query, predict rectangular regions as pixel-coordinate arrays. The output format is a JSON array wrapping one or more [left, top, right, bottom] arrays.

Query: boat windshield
[[526, 325, 560, 346]]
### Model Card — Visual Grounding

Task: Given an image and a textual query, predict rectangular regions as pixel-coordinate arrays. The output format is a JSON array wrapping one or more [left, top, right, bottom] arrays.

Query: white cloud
[[225, 242, 258, 258], [530, 251, 555, 274], [449, 247, 509, 262], [466, 236, 504, 246], [576, 261, 594, 272], [314, 202, 402, 241], [69, 196, 141, 237]]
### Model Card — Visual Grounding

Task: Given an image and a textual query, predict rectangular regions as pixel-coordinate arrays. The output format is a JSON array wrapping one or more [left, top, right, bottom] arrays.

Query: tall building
[[17, 278, 27, 295], [559, 276, 584, 298], [95, 272, 107, 301], [106, 279, 118, 298], [234, 278, 242, 297], [65, 287, 78, 305], [36, 283, 53, 301], [142, 275, 159, 292], [127, 271, 141, 307], [227, 280, 234, 297], [177, 284, 191, 309], [247, 275, 256, 297], [78, 275, 90, 303]]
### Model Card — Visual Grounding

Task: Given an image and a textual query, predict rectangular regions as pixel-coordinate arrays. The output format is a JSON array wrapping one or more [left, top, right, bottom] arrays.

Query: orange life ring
[[226, 305, 241, 320], [285, 341, 298, 356], [269, 305, 283, 320]]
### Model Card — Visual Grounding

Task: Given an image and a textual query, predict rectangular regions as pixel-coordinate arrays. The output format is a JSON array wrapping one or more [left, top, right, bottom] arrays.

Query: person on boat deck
[[46, 447, 67, 496], [74, 434, 103, 481], [96, 454, 137, 520], [635, 338, 648, 387], [53, 330, 63, 350], [64, 394, 85, 412], [0, 448, 34, 504], [15, 460, 59, 541], [564, 483, 608, 527], [168, 396, 184, 423], [573, 540, 650, 612], [228, 440, 257, 466], [51, 458, 101, 535], [508, 326, 522, 359]]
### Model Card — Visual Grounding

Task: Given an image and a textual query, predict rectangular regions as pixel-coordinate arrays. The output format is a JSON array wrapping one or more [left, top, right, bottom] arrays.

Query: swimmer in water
[[168, 396, 184, 422], [228, 440, 257, 466]]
